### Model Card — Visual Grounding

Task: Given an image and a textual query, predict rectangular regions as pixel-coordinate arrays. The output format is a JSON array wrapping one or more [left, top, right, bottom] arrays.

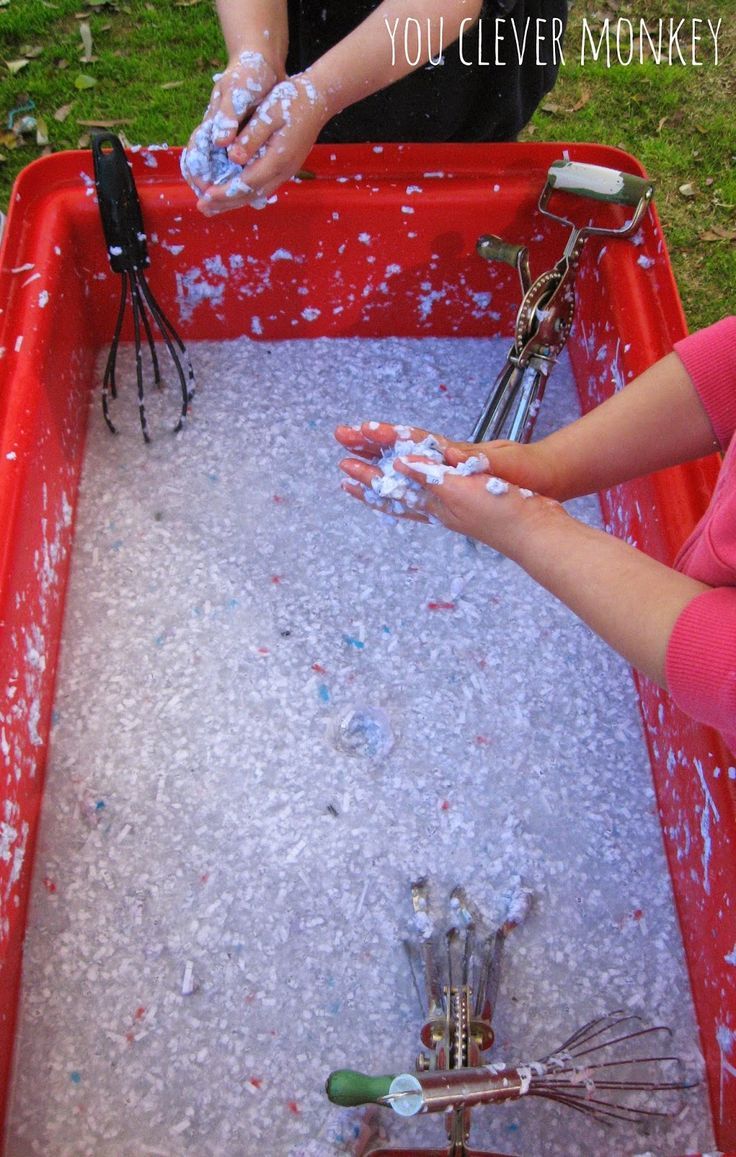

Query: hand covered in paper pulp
[[335, 420, 560, 556], [195, 73, 331, 216], [181, 50, 282, 201]]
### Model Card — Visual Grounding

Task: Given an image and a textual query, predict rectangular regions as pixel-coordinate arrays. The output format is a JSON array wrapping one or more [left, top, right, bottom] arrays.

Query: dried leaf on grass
[[570, 89, 591, 113], [78, 117, 130, 126], [79, 22, 98, 63], [5, 60, 30, 74], [74, 73, 97, 89], [699, 226, 736, 243], [679, 182, 697, 199], [0, 129, 18, 150], [160, 80, 184, 89], [35, 116, 49, 146], [540, 91, 589, 117], [54, 102, 74, 122]]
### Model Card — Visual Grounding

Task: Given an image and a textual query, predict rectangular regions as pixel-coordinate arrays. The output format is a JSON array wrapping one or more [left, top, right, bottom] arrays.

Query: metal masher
[[92, 132, 194, 442], [471, 159, 655, 445], [326, 880, 693, 1157]]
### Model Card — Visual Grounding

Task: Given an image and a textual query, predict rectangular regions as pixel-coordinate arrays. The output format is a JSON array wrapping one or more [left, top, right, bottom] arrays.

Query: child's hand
[[336, 420, 558, 557], [181, 50, 282, 197], [195, 73, 330, 216], [335, 421, 561, 497]]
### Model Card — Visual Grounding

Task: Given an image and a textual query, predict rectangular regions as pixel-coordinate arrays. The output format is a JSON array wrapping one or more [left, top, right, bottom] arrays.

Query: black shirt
[[286, 1, 568, 143]]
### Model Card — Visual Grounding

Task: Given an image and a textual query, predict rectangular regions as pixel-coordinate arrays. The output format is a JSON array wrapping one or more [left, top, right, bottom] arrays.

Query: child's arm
[[296, 0, 485, 125], [200, 0, 484, 213], [525, 350, 720, 501], [341, 460, 710, 688], [479, 489, 711, 688], [216, 0, 288, 72], [337, 350, 719, 504], [181, 1, 287, 198]]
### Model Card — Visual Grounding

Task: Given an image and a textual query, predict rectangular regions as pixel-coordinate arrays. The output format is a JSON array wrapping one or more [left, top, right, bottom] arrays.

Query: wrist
[[226, 46, 286, 80], [506, 494, 569, 569], [525, 438, 568, 502], [306, 55, 356, 122]]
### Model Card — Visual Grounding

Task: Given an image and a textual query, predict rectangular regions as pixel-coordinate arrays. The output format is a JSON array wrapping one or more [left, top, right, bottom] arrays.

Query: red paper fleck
[[249, 1077, 263, 1089], [438, 383, 448, 393], [312, 663, 327, 675], [273, 495, 285, 504], [427, 601, 455, 612], [271, 575, 282, 584], [287, 1100, 300, 1115], [632, 908, 644, 922], [42, 877, 57, 894], [257, 646, 270, 655], [200, 872, 209, 884], [134, 1006, 146, 1021], [440, 800, 451, 811], [474, 735, 491, 747]]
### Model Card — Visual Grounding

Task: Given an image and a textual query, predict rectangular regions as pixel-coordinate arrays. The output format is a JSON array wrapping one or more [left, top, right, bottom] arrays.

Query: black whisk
[[92, 132, 194, 442]]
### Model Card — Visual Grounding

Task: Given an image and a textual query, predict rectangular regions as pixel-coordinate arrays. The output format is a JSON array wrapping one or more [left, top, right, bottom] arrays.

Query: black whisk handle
[[92, 132, 149, 274]]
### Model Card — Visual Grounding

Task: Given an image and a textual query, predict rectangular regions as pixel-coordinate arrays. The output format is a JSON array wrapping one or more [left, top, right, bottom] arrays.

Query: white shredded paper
[[6, 337, 712, 1157]]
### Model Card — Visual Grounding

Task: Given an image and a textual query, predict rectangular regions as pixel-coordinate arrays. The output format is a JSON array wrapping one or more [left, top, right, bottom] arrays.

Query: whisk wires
[[93, 132, 195, 442]]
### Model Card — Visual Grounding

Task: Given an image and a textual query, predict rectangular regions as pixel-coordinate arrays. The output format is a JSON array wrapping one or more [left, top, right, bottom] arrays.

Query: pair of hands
[[335, 421, 560, 559], [181, 51, 330, 215]]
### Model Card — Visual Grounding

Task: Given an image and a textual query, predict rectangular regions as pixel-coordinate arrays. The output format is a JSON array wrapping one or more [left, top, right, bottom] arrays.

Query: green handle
[[547, 160, 652, 206], [476, 234, 526, 268], [325, 1069, 396, 1107]]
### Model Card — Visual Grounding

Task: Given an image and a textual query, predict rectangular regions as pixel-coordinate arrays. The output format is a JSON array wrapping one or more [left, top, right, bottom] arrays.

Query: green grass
[[524, 4, 736, 328], [0, 0, 223, 171], [1, 0, 734, 328]]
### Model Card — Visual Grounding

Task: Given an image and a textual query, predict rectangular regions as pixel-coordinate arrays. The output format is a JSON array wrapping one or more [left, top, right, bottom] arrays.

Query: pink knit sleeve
[[666, 587, 736, 736], [674, 316, 736, 450]]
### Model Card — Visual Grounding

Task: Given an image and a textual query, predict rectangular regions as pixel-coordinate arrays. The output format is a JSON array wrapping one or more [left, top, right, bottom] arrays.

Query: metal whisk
[[471, 159, 655, 446], [326, 881, 694, 1156], [92, 133, 194, 442]]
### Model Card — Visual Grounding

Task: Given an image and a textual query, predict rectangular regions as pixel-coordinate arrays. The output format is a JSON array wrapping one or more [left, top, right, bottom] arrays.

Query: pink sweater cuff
[[674, 316, 736, 449], [666, 587, 736, 732]]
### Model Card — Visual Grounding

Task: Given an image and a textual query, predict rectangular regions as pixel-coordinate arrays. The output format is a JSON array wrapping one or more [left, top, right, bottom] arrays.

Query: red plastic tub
[[0, 141, 734, 1154]]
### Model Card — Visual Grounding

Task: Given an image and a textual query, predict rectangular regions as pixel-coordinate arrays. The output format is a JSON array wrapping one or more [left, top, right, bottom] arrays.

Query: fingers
[[212, 51, 279, 145], [393, 454, 453, 486], [444, 443, 481, 467], [182, 110, 246, 197], [181, 121, 217, 195], [210, 113, 240, 150], [339, 456, 436, 523], [194, 104, 291, 215], [334, 421, 434, 459], [228, 102, 280, 168], [339, 456, 379, 487], [340, 478, 430, 525], [182, 51, 281, 201], [196, 181, 267, 216]]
